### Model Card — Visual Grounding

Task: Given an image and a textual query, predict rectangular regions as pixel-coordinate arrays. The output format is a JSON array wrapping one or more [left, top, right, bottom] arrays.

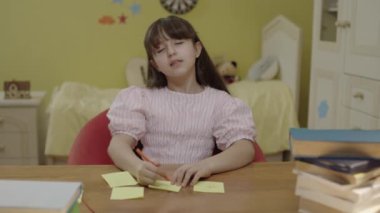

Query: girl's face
[[151, 35, 202, 80]]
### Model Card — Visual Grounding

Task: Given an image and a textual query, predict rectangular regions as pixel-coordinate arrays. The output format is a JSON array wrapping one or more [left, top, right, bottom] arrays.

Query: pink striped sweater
[[107, 86, 256, 164]]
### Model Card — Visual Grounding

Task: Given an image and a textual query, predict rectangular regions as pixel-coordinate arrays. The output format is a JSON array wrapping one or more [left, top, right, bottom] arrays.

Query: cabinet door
[[344, 0, 380, 80], [0, 108, 38, 158], [311, 0, 345, 67], [308, 0, 345, 128], [309, 70, 340, 128], [340, 107, 378, 130]]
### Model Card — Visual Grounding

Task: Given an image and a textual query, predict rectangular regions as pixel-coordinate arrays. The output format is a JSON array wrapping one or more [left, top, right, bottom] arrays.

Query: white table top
[[0, 91, 46, 107]]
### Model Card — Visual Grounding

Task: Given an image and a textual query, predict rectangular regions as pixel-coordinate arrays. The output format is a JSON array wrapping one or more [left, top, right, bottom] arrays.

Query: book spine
[[295, 188, 352, 212], [298, 197, 342, 213], [296, 173, 359, 202]]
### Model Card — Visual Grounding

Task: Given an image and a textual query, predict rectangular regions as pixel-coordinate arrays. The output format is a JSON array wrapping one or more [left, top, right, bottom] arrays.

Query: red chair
[[68, 110, 113, 165], [252, 142, 266, 162], [68, 110, 265, 164]]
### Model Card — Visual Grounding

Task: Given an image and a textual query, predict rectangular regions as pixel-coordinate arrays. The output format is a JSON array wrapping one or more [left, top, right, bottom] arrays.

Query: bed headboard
[[262, 15, 302, 112]]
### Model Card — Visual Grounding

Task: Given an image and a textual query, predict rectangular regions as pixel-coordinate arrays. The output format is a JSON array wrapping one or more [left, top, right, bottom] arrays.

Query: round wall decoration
[[160, 0, 197, 15]]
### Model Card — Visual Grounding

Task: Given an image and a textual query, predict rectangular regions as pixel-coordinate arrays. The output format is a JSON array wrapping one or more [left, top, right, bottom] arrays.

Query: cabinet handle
[[342, 21, 351, 28], [353, 92, 364, 100], [335, 20, 344, 27], [0, 145, 5, 152], [335, 20, 351, 28]]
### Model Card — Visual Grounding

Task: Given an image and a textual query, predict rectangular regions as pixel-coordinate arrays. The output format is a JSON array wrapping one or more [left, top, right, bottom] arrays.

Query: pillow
[[247, 55, 279, 81]]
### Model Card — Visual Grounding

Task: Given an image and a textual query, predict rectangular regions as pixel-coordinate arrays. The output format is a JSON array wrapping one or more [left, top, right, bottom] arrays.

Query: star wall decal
[[119, 14, 127, 24]]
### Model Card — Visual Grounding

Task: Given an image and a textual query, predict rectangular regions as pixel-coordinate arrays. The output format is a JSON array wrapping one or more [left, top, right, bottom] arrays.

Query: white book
[[0, 180, 82, 213], [295, 170, 380, 203], [298, 197, 380, 213], [296, 187, 380, 213]]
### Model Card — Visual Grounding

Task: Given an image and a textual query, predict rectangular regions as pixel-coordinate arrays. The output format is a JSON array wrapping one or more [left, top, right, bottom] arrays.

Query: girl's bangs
[[147, 20, 195, 51]]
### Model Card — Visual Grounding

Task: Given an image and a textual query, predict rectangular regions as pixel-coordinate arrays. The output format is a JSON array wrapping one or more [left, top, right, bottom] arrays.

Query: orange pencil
[[136, 148, 160, 167], [136, 148, 170, 181]]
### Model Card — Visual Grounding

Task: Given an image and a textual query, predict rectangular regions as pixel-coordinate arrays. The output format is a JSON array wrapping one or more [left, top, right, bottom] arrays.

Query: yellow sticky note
[[77, 191, 83, 203], [110, 187, 144, 200], [193, 181, 225, 193], [148, 180, 181, 192], [102, 171, 138, 188]]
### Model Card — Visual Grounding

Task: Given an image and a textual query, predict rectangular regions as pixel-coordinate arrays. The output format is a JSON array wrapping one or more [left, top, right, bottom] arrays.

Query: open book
[[294, 159, 380, 185]]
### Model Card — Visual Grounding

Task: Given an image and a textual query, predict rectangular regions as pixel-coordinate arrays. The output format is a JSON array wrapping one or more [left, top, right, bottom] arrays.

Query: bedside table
[[0, 91, 45, 165]]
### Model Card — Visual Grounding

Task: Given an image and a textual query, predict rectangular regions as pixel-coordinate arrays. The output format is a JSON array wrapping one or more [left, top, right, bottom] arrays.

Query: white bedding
[[229, 80, 299, 154], [44, 82, 119, 157], [44, 80, 298, 157]]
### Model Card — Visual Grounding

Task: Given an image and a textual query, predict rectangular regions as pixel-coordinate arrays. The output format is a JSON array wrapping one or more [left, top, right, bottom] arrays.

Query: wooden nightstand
[[0, 91, 45, 165]]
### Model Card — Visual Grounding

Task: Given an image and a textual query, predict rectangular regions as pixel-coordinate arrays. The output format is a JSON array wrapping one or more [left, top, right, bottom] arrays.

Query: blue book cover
[[290, 128, 380, 143]]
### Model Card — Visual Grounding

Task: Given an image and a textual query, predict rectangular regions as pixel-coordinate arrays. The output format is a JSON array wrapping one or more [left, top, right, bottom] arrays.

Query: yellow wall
[[0, 0, 312, 128]]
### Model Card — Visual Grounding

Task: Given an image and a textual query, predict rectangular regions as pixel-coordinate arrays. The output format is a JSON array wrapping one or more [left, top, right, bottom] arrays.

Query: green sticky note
[[148, 180, 181, 192], [193, 181, 225, 193], [69, 201, 80, 213], [102, 171, 138, 188], [110, 187, 144, 200]]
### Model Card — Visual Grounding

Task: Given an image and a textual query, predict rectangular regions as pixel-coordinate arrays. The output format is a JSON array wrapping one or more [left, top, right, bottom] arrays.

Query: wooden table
[[0, 162, 298, 212]]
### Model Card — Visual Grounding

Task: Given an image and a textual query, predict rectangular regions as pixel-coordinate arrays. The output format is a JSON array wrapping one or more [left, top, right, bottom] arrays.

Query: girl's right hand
[[134, 161, 161, 185]]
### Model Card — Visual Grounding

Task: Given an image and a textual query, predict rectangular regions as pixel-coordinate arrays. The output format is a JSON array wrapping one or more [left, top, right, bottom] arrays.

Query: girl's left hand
[[171, 162, 212, 187]]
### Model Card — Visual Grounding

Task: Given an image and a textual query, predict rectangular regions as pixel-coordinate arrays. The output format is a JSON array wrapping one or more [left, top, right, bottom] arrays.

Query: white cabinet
[[308, 0, 380, 129], [344, 0, 380, 80], [0, 92, 45, 164]]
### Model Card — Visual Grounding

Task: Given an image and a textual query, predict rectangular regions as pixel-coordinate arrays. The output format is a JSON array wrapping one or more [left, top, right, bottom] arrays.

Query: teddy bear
[[215, 60, 239, 84]]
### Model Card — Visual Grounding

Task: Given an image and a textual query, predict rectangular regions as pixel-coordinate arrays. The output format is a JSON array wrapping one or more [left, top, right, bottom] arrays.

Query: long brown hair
[[144, 15, 229, 93]]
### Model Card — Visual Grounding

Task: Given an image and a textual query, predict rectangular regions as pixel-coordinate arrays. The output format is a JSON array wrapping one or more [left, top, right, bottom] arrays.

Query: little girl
[[107, 15, 257, 187]]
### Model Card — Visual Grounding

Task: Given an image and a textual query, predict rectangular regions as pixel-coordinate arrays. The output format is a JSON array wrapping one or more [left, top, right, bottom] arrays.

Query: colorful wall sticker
[[112, 0, 124, 4], [318, 100, 329, 119], [119, 14, 127, 24], [98, 1, 141, 26], [130, 2, 141, 15], [98, 15, 116, 25]]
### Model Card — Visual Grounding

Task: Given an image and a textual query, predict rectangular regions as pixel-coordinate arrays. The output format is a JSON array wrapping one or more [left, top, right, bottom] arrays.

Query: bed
[[44, 15, 302, 163]]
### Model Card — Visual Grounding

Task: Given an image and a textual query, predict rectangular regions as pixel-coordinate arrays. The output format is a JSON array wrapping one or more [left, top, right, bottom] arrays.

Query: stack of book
[[290, 128, 380, 213]]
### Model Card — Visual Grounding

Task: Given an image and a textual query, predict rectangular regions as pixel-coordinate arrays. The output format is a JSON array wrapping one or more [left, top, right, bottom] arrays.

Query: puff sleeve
[[213, 97, 256, 151], [107, 86, 147, 147]]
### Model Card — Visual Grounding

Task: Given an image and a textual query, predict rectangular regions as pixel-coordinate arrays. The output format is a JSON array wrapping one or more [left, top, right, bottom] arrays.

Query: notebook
[[0, 180, 82, 213]]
